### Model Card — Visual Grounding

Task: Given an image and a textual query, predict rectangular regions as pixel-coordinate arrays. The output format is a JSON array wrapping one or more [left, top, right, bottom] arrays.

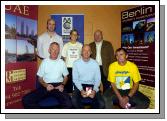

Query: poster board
[[121, 5, 155, 108], [5, 5, 38, 108]]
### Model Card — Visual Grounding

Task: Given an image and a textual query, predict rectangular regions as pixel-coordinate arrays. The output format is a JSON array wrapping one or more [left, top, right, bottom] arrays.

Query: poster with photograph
[[5, 5, 38, 109], [121, 5, 155, 108], [121, 5, 155, 87]]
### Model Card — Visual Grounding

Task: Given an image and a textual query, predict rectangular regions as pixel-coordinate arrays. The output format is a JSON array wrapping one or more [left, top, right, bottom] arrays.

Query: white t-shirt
[[37, 58, 69, 83], [37, 32, 63, 59], [62, 41, 83, 68], [95, 41, 103, 65]]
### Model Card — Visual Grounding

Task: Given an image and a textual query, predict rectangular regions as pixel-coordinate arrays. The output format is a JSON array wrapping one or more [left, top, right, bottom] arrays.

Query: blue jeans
[[72, 88, 105, 109], [103, 88, 150, 109], [22, 83, 72, 109]]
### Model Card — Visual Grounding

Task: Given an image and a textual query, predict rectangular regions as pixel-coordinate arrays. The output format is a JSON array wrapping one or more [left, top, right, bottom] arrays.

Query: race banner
[[121, 5, 155, 108], [121, 5, 155, 87], [51, 14, 84, 44]]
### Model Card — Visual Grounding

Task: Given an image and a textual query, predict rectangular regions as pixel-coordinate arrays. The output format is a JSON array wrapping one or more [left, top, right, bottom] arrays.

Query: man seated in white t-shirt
[[22, 42, 72, 109]]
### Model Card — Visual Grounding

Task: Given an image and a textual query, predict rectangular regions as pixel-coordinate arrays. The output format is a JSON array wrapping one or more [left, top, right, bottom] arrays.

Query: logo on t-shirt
[[68, 48, 79, 59], [115, 71, 129, 74], [115, 76, 130, 90]]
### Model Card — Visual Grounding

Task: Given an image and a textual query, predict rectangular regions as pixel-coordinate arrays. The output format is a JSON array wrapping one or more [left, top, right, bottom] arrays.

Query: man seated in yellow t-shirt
[[104, 48, 150, 109]]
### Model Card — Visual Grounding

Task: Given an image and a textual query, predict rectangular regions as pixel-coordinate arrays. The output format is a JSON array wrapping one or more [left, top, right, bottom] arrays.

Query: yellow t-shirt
[[108, 61, 141, 90]]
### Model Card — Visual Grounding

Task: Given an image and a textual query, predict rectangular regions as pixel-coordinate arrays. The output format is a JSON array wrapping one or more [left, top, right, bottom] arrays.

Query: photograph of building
[[16, 16, 37, 40], [5, 39, 17, 64], [5, 14, 16, 39], [17, 39, 35, 61]]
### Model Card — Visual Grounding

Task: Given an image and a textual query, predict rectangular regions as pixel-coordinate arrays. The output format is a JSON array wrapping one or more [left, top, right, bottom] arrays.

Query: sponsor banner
[[62, 17, 73, 35], [5, 62, 37, 108], [5, 5, 38, 20], [5, 5, 38, 109], [51, 14, 84, 44], [121, 5, 155, 109], [121, 5, 155, 22], [121, 5, 155, 87]]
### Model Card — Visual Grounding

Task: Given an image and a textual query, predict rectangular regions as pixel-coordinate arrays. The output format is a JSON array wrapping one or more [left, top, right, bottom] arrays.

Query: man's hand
[[119, 96, 129, 108], [46, 84, 54, 91], [89, 90, 96, 98], [81, 90, 87, 98], [55, 84, 64, 92]]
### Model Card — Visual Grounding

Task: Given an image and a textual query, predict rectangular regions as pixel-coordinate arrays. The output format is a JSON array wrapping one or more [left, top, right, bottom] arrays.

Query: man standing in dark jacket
[[89, 30, 115, 93]]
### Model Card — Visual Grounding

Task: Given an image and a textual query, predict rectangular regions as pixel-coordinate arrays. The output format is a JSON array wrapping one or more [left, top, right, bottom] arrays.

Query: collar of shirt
[[48, 57, 59, 62], [95, 40, 103, 47], [95, 40, 103, 65], [81, 57, 91, 63], [46, 31, 57, 38]]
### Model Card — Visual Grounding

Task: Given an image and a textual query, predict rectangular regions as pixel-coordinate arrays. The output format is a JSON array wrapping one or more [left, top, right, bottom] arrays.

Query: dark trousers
[[64, 68, 73, 93], [72, 88, 105, 109], [100, 66, 111, 92], [22, 83, 72, 109], [103, 88, 150, 109]]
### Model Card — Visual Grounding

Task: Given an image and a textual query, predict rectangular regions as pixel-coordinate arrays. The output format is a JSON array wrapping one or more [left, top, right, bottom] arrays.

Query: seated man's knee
[[64, 101, 72, 109], [71, 96, 78, 108], [99, 99, 105, 108]]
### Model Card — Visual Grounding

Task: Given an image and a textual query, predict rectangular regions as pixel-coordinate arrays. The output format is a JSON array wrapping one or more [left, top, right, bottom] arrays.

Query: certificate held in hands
[[82, 84, 94, 96]]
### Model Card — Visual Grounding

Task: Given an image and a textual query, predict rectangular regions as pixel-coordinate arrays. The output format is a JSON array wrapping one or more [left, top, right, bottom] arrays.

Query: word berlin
[[122, 5, 155, 20]]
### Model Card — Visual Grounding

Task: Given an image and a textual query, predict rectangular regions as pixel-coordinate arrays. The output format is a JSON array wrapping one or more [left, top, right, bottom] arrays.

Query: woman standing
[[62, 29, 83, 94]]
